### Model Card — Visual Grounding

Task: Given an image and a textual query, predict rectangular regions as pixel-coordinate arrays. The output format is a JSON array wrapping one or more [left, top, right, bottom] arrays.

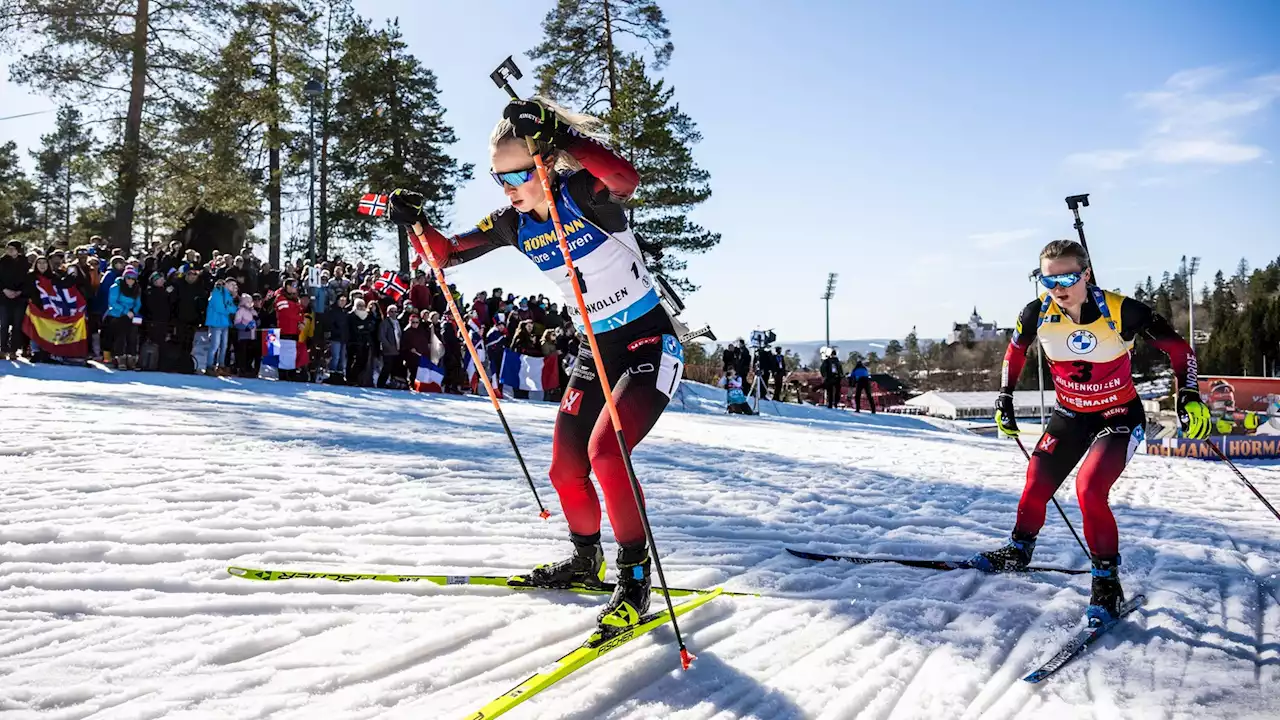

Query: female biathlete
[[971, 239, 1211, 625], [387, 99, 684, 631]]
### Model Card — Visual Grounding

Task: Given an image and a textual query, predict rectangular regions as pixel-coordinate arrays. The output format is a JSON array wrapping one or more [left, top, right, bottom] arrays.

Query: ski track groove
[[3, 366, 1279, 718]]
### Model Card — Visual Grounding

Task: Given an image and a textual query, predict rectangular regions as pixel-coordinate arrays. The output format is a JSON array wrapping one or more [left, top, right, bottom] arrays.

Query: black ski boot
[[1086, 554, 1125, 627], [968, 533, 1036, 572], [511, 533, 606, 589], [597, 545, 651, 631]]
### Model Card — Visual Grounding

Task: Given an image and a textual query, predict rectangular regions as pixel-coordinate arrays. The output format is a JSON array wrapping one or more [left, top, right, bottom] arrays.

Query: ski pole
[[1203, 438, 1280, 523], [405, 226, 551, 520], [1014, 436, 1091, 559], [491, 56, 695, 671], [1065, 194, 1095, 284]]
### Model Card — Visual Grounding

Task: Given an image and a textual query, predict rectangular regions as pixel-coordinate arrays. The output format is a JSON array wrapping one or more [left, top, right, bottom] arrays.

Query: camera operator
[[819, 347, 843, 409], [754, 343, 777, 400]]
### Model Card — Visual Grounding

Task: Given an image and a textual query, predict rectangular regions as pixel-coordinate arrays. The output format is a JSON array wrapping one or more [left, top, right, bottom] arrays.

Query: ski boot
[[1085, 554, 1124, 627], [968, 533, 1036, 572], [510, 533, 606, 589], [597, 545, 651, 632]]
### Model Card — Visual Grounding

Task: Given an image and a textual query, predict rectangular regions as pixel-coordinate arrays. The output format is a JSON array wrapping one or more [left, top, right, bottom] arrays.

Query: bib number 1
[[656, 334, 684, 399]]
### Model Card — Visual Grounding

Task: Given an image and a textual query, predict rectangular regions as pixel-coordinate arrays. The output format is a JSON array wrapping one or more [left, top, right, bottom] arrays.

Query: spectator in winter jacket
[[233, 293, 258, 377], [407, 272, 431, 314], [140, 272, 173, 371], [772, 347, 787, 402], [486, 287, 503, 323], [471, 292, 490, 330], [485, 320, 507, 390], [324, 293, 350, 381], [94, 255, 126, 361], [105, 266, 144, 369], [173, 265, 208, 371], [401, 311, 434, 371], [204, 278, 238, 374], [0, 240, 29, 359], [849, 360, 876, 413], [347, 298, 377, 386], [510, 319, 539, 356], [377, 304, 403, 388]]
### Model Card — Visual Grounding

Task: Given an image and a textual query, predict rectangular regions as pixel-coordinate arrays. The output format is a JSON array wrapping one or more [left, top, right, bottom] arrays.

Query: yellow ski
[[464, 587, 725, 720], [226, 566, 756, 598]]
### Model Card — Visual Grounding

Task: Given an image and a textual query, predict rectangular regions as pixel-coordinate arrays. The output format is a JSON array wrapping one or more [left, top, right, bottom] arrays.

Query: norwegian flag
[[358, 192, 389, 217], [35, 276, 88, 317], [372, 270, 408, 301]]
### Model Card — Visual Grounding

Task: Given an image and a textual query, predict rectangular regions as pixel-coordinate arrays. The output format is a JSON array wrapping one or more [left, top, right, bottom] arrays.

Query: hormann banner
[[1145, 376, 1280, 460]]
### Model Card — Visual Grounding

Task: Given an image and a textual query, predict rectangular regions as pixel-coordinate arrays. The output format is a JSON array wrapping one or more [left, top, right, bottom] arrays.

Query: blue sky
[[2, 1, 1278, 343]]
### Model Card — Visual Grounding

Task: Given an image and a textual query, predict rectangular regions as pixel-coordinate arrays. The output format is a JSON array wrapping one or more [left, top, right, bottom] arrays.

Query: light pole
[[1187, 256, 1200, 345], [304, 78, 323, 272], [822, 273, 838, 348], [1030, 269, 1046, 427]]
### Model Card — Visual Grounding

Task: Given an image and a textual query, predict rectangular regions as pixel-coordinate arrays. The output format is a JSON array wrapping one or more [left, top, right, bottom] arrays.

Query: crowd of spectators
[[0, 235, 582, 398]]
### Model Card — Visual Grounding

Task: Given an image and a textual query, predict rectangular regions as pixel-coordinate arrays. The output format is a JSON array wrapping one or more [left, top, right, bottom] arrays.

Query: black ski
[[1023, 594, 1146, 683], [785, 548, 1089, 575]]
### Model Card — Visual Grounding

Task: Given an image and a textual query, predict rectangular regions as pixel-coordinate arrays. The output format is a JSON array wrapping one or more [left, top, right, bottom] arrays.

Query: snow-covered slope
[[2, 362, 1278, 719]]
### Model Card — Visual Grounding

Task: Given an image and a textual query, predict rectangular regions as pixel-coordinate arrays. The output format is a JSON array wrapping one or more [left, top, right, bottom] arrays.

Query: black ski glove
[[995, 392, 1020, 437], [388, 189, 426, 228], [503, 99, 568, 147]]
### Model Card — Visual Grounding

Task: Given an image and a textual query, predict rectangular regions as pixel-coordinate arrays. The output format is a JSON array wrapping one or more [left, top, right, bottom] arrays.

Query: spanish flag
[[23, 276, 89, 357]]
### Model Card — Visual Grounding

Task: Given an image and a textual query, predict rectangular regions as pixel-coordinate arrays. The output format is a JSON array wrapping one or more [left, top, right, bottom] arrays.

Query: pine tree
[[327, 17, 471, 269], [30, 106, 97, 249], [530, 0, 672, 116], [607, 57, 717, 290], [0, 141, 40, 242], [314, 0, 354, 258], [529, 1, 717, 290], [884, 339, 903, 366], [2, 0, 227, 252]]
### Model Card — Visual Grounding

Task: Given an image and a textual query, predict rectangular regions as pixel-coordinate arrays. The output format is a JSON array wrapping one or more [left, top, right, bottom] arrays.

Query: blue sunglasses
[[1039, 271, 1084, 289], [490, 167, 537, 187]]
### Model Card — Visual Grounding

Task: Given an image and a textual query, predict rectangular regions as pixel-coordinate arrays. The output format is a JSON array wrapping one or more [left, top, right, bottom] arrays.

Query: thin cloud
[[968, 228, 1040, 250], [1066, 67, 1280, 171]]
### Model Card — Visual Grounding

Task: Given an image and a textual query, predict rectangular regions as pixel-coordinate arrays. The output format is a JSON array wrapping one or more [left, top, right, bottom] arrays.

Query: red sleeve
[[562, 133, 639, 200], [407, 225, 455, 269]]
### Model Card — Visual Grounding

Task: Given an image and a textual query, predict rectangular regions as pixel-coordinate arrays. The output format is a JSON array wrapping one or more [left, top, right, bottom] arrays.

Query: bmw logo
[[1068, 329, 1097, 355]]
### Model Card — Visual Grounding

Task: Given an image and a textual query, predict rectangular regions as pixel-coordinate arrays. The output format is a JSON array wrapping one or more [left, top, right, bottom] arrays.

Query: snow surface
[[2, 362, 1279, 720]]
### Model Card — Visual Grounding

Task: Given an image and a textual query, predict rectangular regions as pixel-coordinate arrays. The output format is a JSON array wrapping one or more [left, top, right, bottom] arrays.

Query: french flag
[[414, 356, 445, 393], [500, 349, 561, 396]]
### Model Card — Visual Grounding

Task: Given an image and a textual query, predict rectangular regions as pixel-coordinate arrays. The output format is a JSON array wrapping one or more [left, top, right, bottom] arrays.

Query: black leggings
[[548, 309, 679, 548], [111, 316, 139, 357]]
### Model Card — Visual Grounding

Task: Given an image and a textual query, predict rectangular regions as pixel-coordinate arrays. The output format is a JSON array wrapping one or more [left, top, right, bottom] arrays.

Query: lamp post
[[304, 78, 324, 272], [1187, 256, 1200, 344], [822, 273, 838, 348]]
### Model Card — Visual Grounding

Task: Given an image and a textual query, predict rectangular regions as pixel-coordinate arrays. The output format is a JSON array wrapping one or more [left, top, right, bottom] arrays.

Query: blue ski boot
[[1086, 554, 1124, 627], [969, 533, 1036, 572]]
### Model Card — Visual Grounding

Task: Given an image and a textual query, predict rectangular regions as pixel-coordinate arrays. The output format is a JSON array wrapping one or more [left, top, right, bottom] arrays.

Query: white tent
[[905, 390, 1056, 419]]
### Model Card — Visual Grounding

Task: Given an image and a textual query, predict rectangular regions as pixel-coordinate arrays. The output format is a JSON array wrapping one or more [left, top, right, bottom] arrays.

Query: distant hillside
[[780, 338, 940, 364]]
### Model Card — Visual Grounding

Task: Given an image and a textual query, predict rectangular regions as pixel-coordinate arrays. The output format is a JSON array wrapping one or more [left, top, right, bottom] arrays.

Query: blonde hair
[[489, 96, 611, 175], [1040, 239, 1090, 271]]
